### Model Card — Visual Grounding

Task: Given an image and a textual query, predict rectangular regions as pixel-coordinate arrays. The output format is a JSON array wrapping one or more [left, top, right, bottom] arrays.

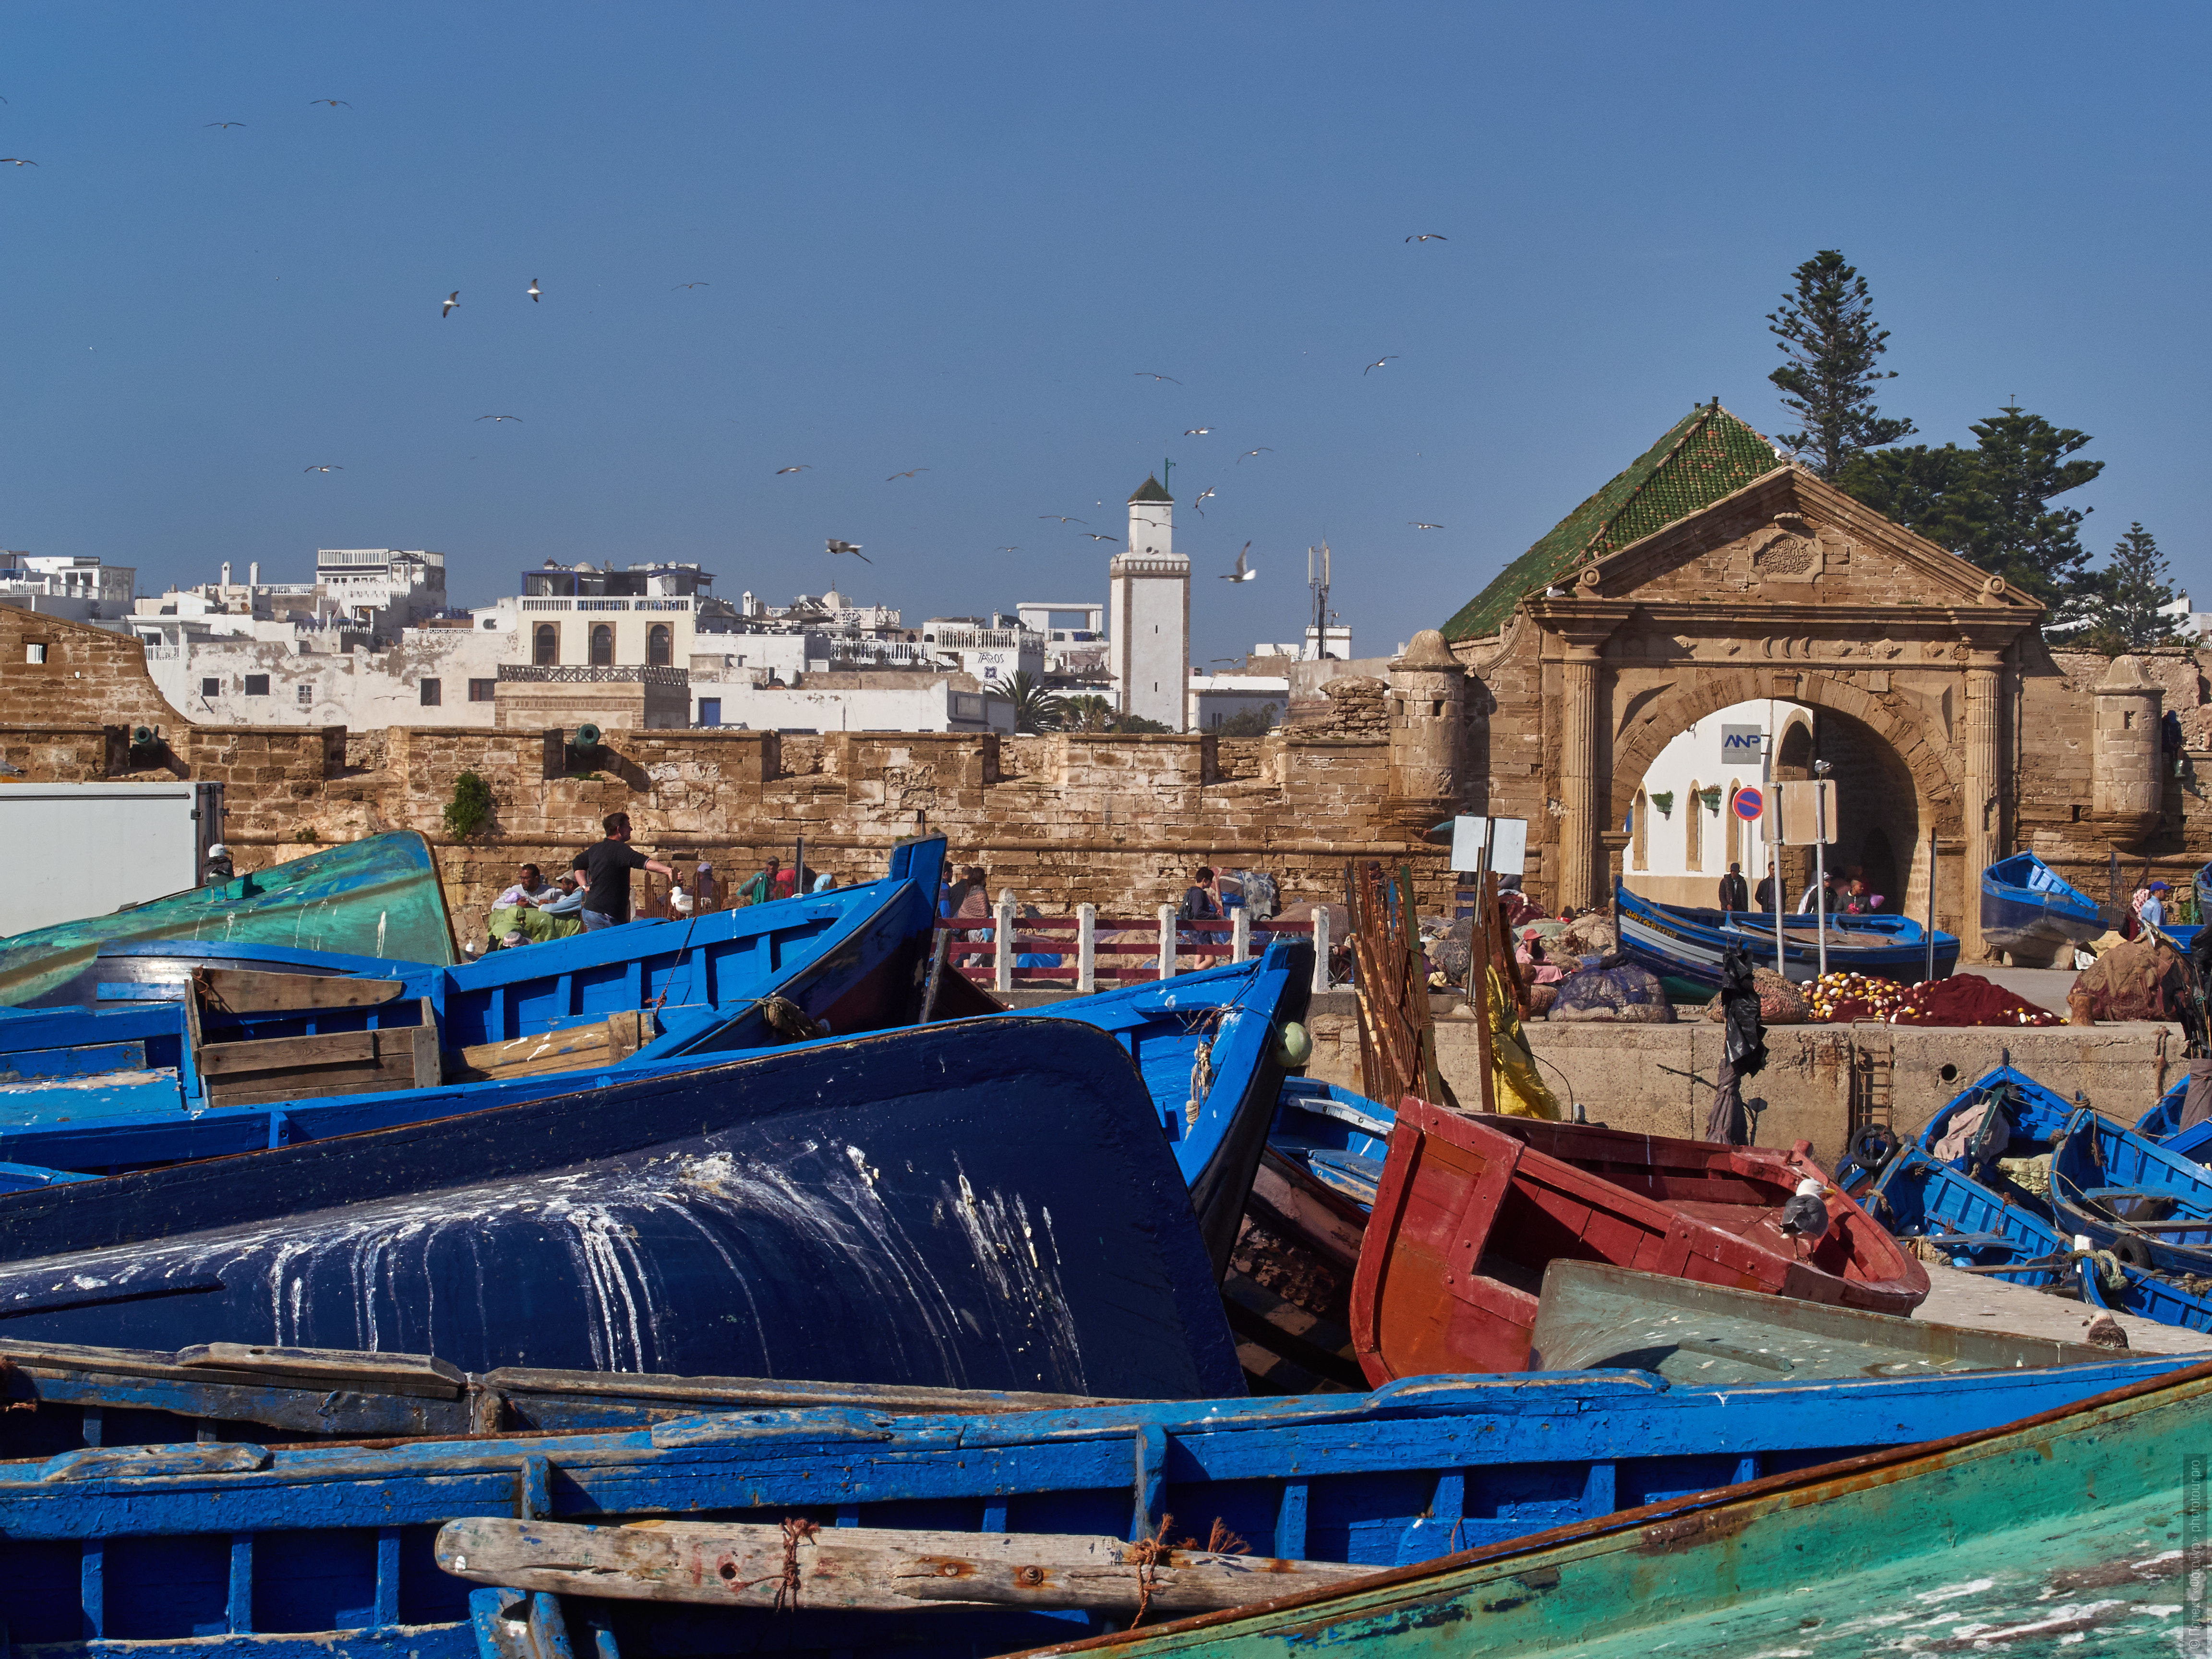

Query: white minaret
[[1109, 473, 1190, 730]]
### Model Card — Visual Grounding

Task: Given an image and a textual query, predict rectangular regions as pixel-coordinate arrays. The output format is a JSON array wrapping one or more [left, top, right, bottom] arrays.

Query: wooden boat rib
[[1981, 850, 2106, 964], [1614, 881, 1957, 992], [0, 1351, 2190, 1657], [1016, 1359, 2212, 1658], [1349, 1101, 1928, 1381]]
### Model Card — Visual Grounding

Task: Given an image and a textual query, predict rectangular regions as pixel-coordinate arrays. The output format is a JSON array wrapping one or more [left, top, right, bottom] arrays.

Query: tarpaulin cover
[[2071, 938, 2181, 1023]]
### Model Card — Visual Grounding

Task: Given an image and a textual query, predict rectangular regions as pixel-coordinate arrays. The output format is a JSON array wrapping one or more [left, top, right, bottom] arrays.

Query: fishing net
[[1547, 963, 1676, 1022], [2071, 936, 2182, 1022], [1559, 911, 1617, 957], [1702, 967, 1807, 1025], [1811, 971, 2063, 1027]]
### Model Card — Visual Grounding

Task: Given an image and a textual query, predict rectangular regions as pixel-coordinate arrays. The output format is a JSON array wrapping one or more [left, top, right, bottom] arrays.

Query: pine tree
[[1767, 251, 1916, 479], [2078, 523, 2177, 654], [1838, 406, 2103, 611]]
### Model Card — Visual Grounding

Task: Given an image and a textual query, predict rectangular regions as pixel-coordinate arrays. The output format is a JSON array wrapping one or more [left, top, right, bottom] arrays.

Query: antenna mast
[[1307, 541, 1332, 660]]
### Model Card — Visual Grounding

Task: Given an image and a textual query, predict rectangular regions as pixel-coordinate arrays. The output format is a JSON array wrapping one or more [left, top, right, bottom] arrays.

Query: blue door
[[698, 698, 721, 727]]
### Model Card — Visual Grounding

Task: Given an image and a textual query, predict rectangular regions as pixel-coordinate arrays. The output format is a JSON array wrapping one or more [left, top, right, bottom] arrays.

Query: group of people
[[1716, 862, 1884, 917]]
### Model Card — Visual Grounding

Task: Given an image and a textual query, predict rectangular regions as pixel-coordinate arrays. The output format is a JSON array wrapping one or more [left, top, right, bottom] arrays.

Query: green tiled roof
[[1440, 404, 1783, 640], [1128, 475, 1173, 504]]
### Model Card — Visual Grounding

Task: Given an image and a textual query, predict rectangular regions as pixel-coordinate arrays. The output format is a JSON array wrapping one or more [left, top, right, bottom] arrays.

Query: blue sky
[[2, 3, 2206, 664]]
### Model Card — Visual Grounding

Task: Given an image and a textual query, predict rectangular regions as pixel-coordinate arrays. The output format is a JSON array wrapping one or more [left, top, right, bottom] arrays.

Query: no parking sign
[[1732, 785, 1764, 822]]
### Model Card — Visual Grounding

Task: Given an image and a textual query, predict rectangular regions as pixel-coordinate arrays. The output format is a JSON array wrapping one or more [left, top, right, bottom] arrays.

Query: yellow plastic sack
[[1488, 966, 1561, 1120]]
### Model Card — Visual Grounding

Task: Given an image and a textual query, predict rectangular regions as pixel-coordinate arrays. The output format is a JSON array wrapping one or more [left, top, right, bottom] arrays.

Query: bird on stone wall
[[1219, 542, 1256, 583], [826, 538, 871, 564]]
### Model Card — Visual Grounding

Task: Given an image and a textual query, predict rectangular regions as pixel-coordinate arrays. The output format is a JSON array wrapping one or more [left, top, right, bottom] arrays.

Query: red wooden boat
[[1348, 1099, 1930, 1381]]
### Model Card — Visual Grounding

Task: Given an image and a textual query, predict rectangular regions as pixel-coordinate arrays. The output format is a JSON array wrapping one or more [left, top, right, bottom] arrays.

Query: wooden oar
[[435, 1515, 1371, 1614]]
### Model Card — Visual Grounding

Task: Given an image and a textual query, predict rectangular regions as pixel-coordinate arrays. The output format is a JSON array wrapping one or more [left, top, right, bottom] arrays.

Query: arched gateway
[[1432, 402, 2164, 963]]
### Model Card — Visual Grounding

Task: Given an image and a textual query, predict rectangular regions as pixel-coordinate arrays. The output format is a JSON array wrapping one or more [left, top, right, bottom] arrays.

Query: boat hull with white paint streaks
[[0, 1018, 1244, 1400], [1613, 882, 1957, 992]]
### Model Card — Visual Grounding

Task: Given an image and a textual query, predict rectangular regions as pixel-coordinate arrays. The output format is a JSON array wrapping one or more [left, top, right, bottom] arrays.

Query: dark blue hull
[[0, 1018, 1242, 1399], [1614, 883, 1957, 993], [1980, 852, 2104, 961], [0, 1355, 2189, 1659]]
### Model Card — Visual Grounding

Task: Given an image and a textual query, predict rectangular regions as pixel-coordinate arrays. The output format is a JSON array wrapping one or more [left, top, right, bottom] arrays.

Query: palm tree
[[1060, 693, 1116, 733], [992, 670, 1069, 733]]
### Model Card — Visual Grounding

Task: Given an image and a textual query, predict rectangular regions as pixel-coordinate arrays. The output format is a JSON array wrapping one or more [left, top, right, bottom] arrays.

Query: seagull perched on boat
[[1778, 1178, 1831, 1254], [1219, 541, 1255, 583], [441, 291, 460, 317], [826, 538, 871, 564]]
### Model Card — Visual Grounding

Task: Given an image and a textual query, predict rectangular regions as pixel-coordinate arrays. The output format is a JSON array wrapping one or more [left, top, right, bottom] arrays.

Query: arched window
[[1685, 779, 1703, 872], [533, 623, 557, 666], [590, 624, 613, 667], [1631, 789, 1647, 872], [647, 623, 672, 667]]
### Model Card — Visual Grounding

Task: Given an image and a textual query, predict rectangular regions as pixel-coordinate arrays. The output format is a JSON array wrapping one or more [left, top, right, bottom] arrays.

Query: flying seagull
[[309, 99, 351, 108], [441, 291, 460, 317], [1190, 485, 1217, 515], [996, 545, 1019, 553], [477, 414, 523, 422], [1364, 356, 1398, 374], [1039, 515, 1086, 524], [1134, 372, 1181, 384], [1084, 532, 1118, 542], [774, 465, 810, 475], [1219, 541, 1256, 583], [204, 121, 246, 130], [528, 277, 541, 302], [0, 157, 35, 167], [826, 538, 871, 564], [1410, 521, 1444, 529], [673, 282, 709, 290], [1405, 233, 1447, 242], [303, 464, 343, 472], [1236, 447, 1273, 463], [1183, 427, 1214, 435], [887, 468, 929, 481]]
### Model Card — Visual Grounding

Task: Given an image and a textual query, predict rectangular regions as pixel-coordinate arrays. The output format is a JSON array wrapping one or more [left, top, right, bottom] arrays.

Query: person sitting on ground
[[1718, 862, 1749, 913], [493, 864, 558, 911], [492, 872, 586, 945], [1180, 866, 1221, 922], [570, 812, 676, 932]]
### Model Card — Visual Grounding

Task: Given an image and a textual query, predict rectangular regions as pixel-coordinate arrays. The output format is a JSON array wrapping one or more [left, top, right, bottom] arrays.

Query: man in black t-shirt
[[570, 811, 677, 931]]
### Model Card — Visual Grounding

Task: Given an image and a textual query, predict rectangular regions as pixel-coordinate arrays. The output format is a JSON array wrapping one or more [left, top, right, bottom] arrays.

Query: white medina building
[[1622, 697, 1814, 909], [1109, 475, 1190, 730]]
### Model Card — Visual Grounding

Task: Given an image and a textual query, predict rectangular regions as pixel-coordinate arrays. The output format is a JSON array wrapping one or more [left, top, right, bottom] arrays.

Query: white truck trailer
[[0, 781, 226, 937]]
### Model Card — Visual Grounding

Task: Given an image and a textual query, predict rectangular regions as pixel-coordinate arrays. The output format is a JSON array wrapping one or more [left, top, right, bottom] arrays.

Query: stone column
[[2091, 654, 2163, 847], [1962, 652, 2002, 963], [1559, 643, 1602, 910]]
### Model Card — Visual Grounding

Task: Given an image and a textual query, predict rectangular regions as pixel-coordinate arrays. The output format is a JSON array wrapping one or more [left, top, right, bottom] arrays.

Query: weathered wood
[[482, 1366, 1126, 1415], [195, 1028, 379, 1076], [193, 967, 404, 1013], [193, 1012, 441, 1106], [434, 1515, 1370, 1613], [175, 1342, 466, 1393], [455, 1010, 653, 1080]]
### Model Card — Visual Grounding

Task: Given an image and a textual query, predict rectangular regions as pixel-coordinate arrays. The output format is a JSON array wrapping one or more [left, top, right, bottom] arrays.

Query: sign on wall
[[1448, 816, 1527, 876], [1719, 724, 1767, 766]]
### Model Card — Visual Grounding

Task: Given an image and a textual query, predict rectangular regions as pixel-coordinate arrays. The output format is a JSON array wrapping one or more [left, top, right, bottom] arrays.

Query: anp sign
[[1719, 724, 1766, 765]]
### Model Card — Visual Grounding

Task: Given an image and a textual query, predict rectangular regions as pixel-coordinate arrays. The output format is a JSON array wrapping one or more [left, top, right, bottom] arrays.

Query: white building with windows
[[1109, 475, 1190, 729], [0, 553, 135, 625], [1622, 697, 1813, 908], [316, 549, 446, 630]]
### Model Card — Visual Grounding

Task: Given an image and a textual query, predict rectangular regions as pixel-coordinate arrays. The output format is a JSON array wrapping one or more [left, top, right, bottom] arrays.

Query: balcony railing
[[497, 665, 689, 686]]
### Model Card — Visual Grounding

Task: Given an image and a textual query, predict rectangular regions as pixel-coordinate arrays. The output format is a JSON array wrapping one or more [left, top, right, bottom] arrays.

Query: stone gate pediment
[[1575, 469, 2032, 617]]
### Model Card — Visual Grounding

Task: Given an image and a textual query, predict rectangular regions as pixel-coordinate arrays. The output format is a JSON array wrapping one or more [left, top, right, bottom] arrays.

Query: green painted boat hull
[[1039, 1361, 2212, 1657], [0, 831, 455, 1006]]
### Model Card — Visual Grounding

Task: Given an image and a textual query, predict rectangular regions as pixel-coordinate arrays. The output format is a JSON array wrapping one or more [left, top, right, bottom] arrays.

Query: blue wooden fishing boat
[[0, 1017, 1244, 1398], [0, 1353, 2189, 1658], [1043, 1361, 2212, 1659], [1614, 882, 1956, 993], [1831, 1062, 2076, 1189], [1869, 1141, 2212, 1331], [0, 830, 459, 1007], [1980, 850, 2104, 964], [2051, 1104, 2212, 1275], [0, 838, 951, 1136], [1268, 1078, 1390, 1208]]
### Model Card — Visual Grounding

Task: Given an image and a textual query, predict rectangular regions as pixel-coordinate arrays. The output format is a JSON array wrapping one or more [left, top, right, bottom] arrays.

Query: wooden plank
[[481, 1367, 1128, 1415], [411, 999, 443, 1088], [196, 1028, 379, 1077], [433, 1515, 1371, 1614], [193, 967, 405, 1014], [455, 1011, 653, 1081], [174, 1342, 466, 1393]]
